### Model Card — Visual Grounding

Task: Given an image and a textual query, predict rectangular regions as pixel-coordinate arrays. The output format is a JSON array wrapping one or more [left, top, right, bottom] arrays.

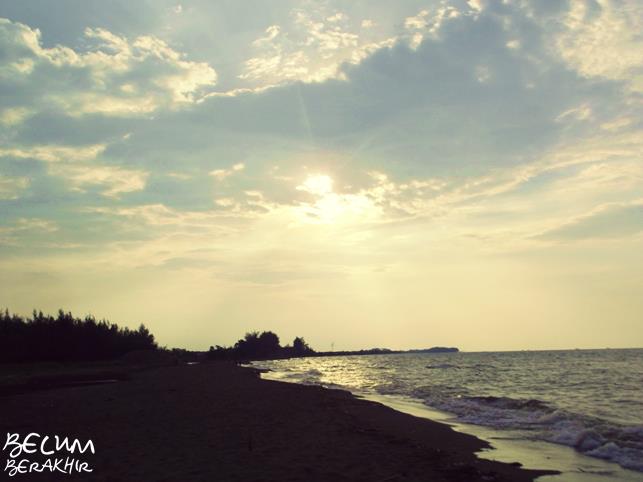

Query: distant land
[[407, 347, 459, 353], [0, 309, 459, 364], [206, 330, 459, 362], [314, 347, 459, 357]]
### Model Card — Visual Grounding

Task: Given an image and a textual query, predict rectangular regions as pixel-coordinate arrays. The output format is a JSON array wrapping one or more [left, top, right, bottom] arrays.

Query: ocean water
[[252, 349, 643, 478]]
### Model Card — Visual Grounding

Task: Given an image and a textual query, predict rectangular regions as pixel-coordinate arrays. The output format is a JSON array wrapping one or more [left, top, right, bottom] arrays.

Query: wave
[[368, 379, 643, 472], [254, 351, 643, 473], [278, 368, 323, 385], [412, 393, 643, 472], [426, 363, 458, 369]]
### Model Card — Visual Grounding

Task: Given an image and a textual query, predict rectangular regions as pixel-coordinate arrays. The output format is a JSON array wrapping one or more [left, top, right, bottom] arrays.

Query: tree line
[[207, 331, 315, 361], [0, 308, 315, 364], [0, 309, 157, 363]]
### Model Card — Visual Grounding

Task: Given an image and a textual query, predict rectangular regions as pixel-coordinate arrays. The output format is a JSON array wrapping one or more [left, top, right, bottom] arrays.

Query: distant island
[[314, 346, 459, 357], [407, 347, 459, 353]]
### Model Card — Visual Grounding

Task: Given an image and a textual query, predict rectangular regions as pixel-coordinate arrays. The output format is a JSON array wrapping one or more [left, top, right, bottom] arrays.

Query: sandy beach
[[0, 362, 556, 481]]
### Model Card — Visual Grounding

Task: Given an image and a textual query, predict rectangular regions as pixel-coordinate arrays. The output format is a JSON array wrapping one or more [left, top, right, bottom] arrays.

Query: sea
[[252, 349, 643, 481]]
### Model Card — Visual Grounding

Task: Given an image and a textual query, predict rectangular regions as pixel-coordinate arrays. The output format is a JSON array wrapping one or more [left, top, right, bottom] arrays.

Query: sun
[[295, 174, 378, 224], [297, 174, 334, 196]]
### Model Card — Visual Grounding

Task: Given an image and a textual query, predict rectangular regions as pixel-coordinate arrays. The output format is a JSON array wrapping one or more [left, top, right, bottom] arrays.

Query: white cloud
[[0, 144, 106, 162], [327, 13, 347, 23], [215, 197, 235, 207], [537, 200, 643, 241], [252, 25, 281, 47], [0, 218, 58, 245], [552, 0, 643, 90], [555, 103, 593, 123], [0, 140, 147, 198], [0, 107, 32, 127], [167, 172, 193, 180], [0, 18, 218, 116], [48, 164, 149, 198], [209, 162, 245, 181], [88, 203, 259, 230], [403, 6, 461, 48], [404, 10, 430, 30], [467, 0, 484, 13], [600, 117, 633, 132], [0, 175, 30, 200], [239, 7, 397, 86]]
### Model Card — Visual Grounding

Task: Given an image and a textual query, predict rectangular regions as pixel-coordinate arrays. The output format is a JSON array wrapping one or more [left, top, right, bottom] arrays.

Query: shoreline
[[355, 392, 642, 482], [0, 362, 556, 481], [253, 350, 643, 480]]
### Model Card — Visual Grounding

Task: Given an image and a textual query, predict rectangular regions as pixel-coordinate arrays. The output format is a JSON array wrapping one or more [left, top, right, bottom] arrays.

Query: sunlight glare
[[295, 174, 379, 225], [298, 174, 334, 196]]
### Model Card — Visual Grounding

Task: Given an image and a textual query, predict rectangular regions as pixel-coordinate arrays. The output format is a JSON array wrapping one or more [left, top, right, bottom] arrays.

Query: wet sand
[[0, 362, 556, 481]]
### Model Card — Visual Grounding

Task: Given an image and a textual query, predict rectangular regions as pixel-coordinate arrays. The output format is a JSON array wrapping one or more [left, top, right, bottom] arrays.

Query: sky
[[1, 0, 642, 351]]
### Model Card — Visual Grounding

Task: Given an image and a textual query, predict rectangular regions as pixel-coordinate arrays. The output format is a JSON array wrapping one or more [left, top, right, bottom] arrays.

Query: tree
[[233, 331, 281, 359], [209, 330, 315, 361], [258, 331, 280, 356], [0, 309, 158, 363], [292, 336, 312, 356]]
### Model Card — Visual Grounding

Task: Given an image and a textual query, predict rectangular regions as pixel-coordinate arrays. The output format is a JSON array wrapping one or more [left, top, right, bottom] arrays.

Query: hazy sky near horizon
[[1, 0, 642, 351]]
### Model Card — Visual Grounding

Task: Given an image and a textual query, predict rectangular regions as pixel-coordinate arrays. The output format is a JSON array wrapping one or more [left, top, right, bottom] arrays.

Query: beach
[[0, 361, 554, 481]]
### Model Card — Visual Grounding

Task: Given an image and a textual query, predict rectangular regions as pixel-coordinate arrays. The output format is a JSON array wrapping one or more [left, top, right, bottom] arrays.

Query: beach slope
[[0, 362, 555, 481]]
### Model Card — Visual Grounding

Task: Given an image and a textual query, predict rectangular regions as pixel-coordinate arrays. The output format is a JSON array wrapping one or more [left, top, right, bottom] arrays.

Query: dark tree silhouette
[[292, 337, 313, 356], [0, 309, 157, 363], [233, 331, 281, 359], [258, 331, 280, 355], [208, 331, 315, 361]]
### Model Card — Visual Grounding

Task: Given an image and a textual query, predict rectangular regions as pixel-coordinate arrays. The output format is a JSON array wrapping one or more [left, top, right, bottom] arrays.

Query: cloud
[[0, 7, 639, 248], [0, 144, 106, 162], [0, 107, 32, 126], [404, 5, 461, 48], [238, 6, 399, 86], [537, 201, 643, 241], [88, 203, 255, 229], [11, 0, 621, 219], [0, 174, 29, 199], [129, 7, 605, 199], [0, 217, 57, 245], [468, 0, 484, 13], [552, 0, 643, 90], [47, 164, 148, 198], [404, 10, 430, 30], [0, 18, 218, 117], [209, 162, 245, 181]]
